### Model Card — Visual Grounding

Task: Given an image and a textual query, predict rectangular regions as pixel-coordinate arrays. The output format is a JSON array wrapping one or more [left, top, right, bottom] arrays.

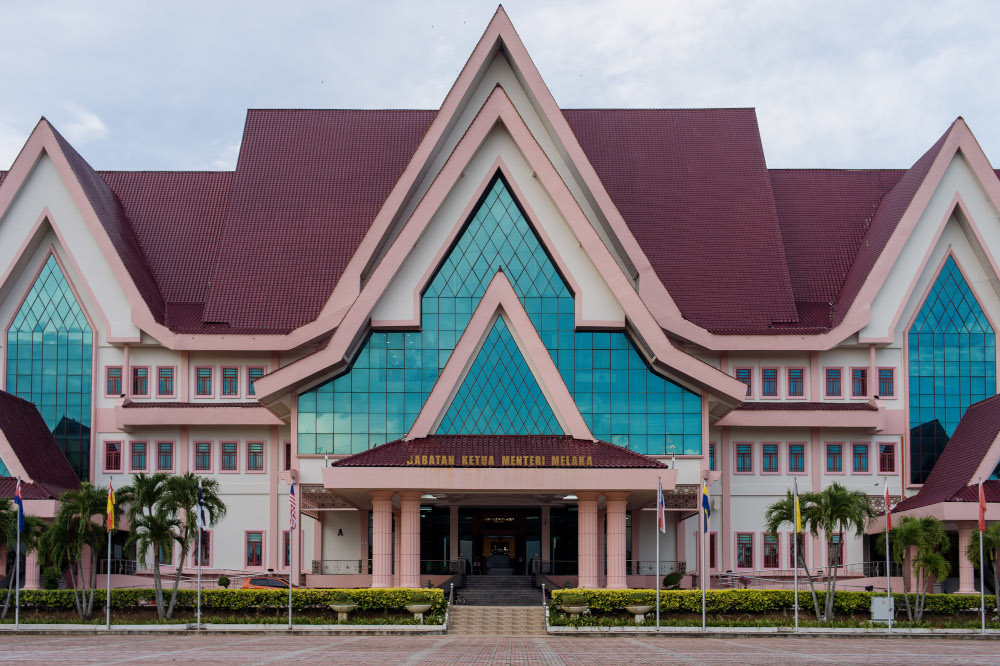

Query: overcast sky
[[2, 1, 998, 171]]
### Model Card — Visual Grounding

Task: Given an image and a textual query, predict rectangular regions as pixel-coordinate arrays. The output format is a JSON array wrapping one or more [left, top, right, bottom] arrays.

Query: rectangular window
[[790, 533, 806, 568], [283, 531, 291, 568], [157, 367, 174, 397], [156, 441, 174, 471], [736, 443, 753, 473], [194, 531, 211, 566], [878, 368, 894, 397], [708, 533, 717, 569], [132, 366, 149, 397], [825, 368, 842, 397], [247, 367, 265, 396], [826, 443, 843, 473], [788, 443, 805, 473], [762, 443, 779, 473], [284, 442, 292, 471], [879, 443, 896, 474], [761, 368, 778, 397], [106, 366, 122, 397], [787, 368, 804, 397], [196, 367, 213, 396], [852, 443, 869, 473], [130, 441, 147, 471], [157, 544, 172, 566], [221, 442, 238, 471], [247, 441, 264, 471], [194, 442, 212, 472], [246, 532, 263, 567], [735, 368, 752, 396], [851, 368, 867, 397], [828, 534, 843, 567], [221, 367, 239, 397], [763, 534, 779, 568], [709, 442, 716, 471], [737, 533, 754, 569], [105, 441, 122, 472]]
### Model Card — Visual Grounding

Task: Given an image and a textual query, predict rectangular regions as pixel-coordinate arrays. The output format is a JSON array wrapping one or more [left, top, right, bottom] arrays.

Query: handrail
[[541, 582, 546, 606]]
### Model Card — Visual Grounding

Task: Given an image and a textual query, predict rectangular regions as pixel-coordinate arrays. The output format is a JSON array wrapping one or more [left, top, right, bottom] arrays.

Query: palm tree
[[118, 473, 171, 617], [878, 516, 922, 622], [160, 473, 227, 619], [967, 523, 1000, 619], [878, 516, 950, 622], [125, 511, 181, 620], [803, 482, 876, 621], [764, 490, 822, 620], [1, 514, 44, 620], [43, 483, 108, 620]]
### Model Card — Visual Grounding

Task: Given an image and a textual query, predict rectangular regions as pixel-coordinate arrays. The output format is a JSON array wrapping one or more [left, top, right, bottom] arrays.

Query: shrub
[[41, 568, 61, 591], [663, 572, 682, 590], [217, 576, 230, 589], [407, 590, 435, 605], [328, 590, 353, 605], [558, 593, 589, 607]]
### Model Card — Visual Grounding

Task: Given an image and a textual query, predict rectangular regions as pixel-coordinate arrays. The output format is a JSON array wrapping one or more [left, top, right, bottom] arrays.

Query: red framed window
[[196, 367, 213, 396], [761, 368, 778, 397], [709, 442, 716, 471], [105, 366, 122, 396], [736, 443, 752, 473], [194, 442, 212, 471], [879, 443, 896, 473], [737, 533, 754, 569], [827, 534, 843, 567], [788, 443, 805, 473], [762, 443, 779, 473], [826, 443, 843, 472], [132, 366, 149, 396], [246, 532, 263, 567], [852, 443, 869, 473], [851, 368, 867, 397], [156, 441, 174, 471], [105, 441, 122, 472], [787, 368, 804, 397], [221, 367, 239, 396], [221, 442, 238, 471], [708, 533, 717, 569], [247, 441, 264, 471], [763, 534, 779, 568], [878, 368, 894, 397], [283, 531, 291, 568], [825, 368, 842, 397], [247, 367, 265, 396], [157, 367, 174, 397], [735, 368, 752, 396], [790, 533, 806, 568], [130, 441, 148, 471], [194, 531, 211, 566]]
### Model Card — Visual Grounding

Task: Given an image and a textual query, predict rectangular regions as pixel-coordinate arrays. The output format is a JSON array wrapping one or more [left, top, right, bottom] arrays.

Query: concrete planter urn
[[559, 605, 588, 619], [328, 603, 357, 622], [625, 604, 653, 623], [405, 603, 433, 623]]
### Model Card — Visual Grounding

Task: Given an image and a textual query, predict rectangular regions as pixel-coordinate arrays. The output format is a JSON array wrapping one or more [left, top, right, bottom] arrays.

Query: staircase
[[448, 605, 547, 636], [459, 574, 540, 606]]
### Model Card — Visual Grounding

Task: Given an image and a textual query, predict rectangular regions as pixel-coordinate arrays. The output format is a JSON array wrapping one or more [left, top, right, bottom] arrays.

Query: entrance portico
[[321, 435, 677, 589]]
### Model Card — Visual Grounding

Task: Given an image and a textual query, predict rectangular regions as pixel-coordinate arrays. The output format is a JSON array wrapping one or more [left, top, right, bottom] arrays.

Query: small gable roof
[[0, 390, 80, 498]]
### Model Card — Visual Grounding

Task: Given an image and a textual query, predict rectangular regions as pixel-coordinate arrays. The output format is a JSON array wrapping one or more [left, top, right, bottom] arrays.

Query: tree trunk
[[166, 526, 191, 620], [823, 563, 837, 622], [993, 548, 999, 619], [68, 560, 84, 620], [85, 546, 98, 620], [1, 561, 15, 620], [152, 560, 165, 620], [798, 550, 823, 621]]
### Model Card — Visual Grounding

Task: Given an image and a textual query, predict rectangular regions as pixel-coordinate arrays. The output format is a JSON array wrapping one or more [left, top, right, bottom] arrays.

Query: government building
[[2, 8, 998, 594]]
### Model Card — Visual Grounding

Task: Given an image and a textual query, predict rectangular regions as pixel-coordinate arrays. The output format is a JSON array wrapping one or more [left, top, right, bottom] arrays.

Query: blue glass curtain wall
[[909, 256, 996, 483], [297, 175, 702, 455], [6, 255, 93, 479], [0, 456, 9, 476]]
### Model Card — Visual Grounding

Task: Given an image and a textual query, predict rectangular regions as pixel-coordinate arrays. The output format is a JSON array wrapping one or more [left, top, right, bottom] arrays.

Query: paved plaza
[[2, 634, 999, 665]]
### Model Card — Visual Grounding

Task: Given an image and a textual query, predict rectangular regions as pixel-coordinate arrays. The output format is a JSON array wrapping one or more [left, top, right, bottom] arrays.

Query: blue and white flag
[[14, 478, 24, 533], [196, 477, 207, 530]]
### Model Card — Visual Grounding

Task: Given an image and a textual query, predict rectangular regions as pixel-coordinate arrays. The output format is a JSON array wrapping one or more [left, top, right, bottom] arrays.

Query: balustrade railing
[[626, 560, 686, 576], [310, 559, 372, 575], [97, 559, 137, 576]]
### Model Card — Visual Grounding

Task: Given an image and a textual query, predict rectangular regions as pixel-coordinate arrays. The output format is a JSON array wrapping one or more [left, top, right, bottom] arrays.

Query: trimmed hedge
[[14, 588, 445, 613], [550, 589, 997, 616]]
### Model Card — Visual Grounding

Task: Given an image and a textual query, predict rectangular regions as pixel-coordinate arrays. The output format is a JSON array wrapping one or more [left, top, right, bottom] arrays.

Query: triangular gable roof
[[893, 394, 1000, 513], [0, 390, 80, 499]]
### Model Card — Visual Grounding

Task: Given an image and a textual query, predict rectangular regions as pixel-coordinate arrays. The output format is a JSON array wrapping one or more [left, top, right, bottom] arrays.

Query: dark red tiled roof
[[0, 390, 80, 498], [121, 400, 262, 408], [947, 481, 1000, 503], [894, 394, 1000, 513], [0, 478, 56, 500], [565, 108, 798, 333], [735, 401, 878, 412], [330, 435, 667, 468]]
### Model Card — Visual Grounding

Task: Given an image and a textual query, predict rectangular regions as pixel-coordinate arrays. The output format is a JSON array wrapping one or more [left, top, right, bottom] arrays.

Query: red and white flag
[[885, 483, 892, 531], [657, 477, 666, 533], [979, 479, 987, 533], [289, 483, 297, 531]]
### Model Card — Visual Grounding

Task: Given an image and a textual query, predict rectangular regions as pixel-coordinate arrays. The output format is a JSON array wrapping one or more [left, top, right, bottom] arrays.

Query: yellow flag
[[793, 479, 802, 533], [107, 481, 115, 532]]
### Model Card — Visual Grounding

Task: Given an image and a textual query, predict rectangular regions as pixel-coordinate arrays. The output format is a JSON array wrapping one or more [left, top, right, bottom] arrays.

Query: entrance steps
[[460, 574, 540, 606], [448, 605, 547, 636]]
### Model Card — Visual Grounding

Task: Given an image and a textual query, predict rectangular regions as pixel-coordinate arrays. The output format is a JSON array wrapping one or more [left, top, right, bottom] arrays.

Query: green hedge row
[[12, 588, 445, 613], [550, 589, 996, 616]]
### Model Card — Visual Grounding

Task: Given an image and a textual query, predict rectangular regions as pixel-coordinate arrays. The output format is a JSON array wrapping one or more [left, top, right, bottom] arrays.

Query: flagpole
[[980, 477, 986, 635], [655, 476, 661, 632], [14, 513, 20, 631], [700, 490, 706, 632], [793, 479, 798, 632], [105, 528, 112, 630], [197, 527, 202, 627], [288, 520, 294, 629], [886, 491, 891, 634]]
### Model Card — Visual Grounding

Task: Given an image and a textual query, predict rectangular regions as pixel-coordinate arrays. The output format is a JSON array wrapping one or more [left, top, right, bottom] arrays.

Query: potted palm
[[558, 592, 589, 619], [405, 590, 434, 623], [623, 592, 652, 624], [328, 590, 357, 621]]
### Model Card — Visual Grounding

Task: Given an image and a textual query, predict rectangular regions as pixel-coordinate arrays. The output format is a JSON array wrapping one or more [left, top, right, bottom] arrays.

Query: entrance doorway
[[458, 508, 541, 575]]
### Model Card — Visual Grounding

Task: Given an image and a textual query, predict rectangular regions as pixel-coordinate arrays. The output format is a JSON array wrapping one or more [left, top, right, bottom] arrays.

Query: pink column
[[399, 492, 421, 588], [604, 492, 629, 589], [577, 492, 600, 588], [23, 551, 40, 590], [393, 513, 401, 587], [957, 524, 977, 594], [370, 491, 394, 588]]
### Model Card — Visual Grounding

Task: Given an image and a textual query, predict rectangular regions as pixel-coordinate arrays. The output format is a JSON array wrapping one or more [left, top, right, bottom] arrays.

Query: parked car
[[241, 576, 291, 589]]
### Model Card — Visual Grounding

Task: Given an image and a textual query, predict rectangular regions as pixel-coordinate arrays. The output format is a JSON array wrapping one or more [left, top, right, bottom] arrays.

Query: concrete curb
[[0, 623, 446, 636], [547, 625, 1000, 639]]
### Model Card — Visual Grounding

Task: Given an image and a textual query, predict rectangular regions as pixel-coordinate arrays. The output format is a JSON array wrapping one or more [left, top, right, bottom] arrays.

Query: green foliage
[[41, 567, 61, 590], [218, 576, 230, 589], [328, 590, 353, 605], [558, 592, 589, 606], [662, 572, 682, 590]]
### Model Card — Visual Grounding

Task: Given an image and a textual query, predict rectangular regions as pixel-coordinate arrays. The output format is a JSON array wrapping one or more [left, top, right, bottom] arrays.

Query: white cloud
[[60, 103, 109, 145], [207, 141, 240, 171]]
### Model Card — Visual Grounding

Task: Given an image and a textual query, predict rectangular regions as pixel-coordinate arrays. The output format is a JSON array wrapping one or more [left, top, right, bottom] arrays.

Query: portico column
[[23, 550, 40, 590], [605, 492, 629, 589], [577, 492, 600, 588], [399, 492, 421, 588], [541, 506, 551, 566], [370, 491, 394, 588], [957, 523, 977, 594]]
